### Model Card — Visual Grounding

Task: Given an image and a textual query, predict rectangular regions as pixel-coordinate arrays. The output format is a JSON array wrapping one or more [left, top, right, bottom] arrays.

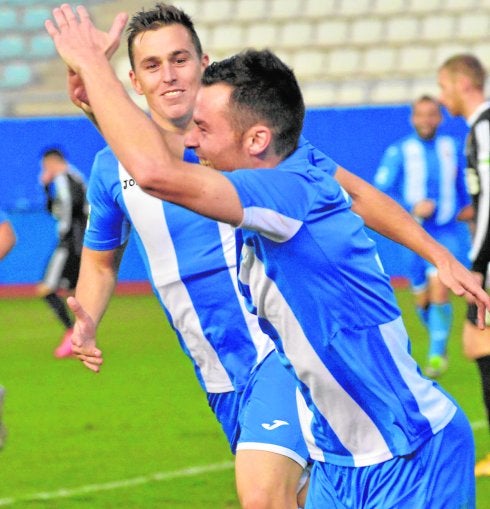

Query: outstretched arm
[[335, 167, 490, 327]]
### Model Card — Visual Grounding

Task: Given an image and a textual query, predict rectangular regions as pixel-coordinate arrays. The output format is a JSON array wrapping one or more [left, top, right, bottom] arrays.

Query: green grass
[[0, 290, 489, 508]]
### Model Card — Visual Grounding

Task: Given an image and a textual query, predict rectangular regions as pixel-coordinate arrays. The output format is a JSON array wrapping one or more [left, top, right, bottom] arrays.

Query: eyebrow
[[139, 49, 193, 66], [193, 118, 208, 129]]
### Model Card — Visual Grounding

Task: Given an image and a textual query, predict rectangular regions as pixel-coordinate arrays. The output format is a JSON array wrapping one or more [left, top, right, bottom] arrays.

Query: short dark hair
[[412, 94, 441, 110], [126, 3, 203, 69], [41, 148, 65, 160], [202, 49, 305, 158], [439, 54, 487, 90]]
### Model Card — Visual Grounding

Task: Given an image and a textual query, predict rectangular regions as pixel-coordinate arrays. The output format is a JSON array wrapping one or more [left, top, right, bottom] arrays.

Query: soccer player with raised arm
[[46, 6, 484, 506], [56, 4, 487, 507]]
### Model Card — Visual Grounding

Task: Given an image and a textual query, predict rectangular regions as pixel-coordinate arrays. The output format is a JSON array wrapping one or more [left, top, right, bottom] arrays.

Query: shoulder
[[93, 145, 119, 169]]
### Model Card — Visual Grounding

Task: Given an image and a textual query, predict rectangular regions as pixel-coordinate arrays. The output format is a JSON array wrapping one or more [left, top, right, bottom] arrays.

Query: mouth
[[161, 89, 185, 98], [199, 158, 214, 168]]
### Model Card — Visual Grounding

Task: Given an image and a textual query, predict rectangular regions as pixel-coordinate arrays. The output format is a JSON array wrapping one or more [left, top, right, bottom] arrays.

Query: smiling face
[[184, 83, 251, 171], [411, 98, 442, 140], [129, 24, 208, 131]]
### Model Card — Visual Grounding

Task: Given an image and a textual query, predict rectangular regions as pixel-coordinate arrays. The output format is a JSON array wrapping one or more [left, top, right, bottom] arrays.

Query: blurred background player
[[374, 94, 473, 378], [438, 53, 490, 477], [0, 208, 17, 448], [36, 148, 88, 359]]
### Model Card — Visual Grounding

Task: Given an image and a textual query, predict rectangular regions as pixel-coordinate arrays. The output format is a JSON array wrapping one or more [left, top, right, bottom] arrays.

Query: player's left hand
[[436, 256, 490, 329], [67, 296, 104, 372]]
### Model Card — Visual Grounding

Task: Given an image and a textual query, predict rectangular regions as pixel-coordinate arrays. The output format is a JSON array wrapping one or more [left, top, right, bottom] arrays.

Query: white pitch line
[[0, 420, 488, 507], [0, 460, 234, 507]]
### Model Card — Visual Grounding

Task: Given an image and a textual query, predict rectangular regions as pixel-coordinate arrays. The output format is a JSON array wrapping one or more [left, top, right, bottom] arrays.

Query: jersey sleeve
[[225, 147, 343, 242], [373, 144, 402, 193], [373, 143, 411, 212], [84, 148, 130, 251]]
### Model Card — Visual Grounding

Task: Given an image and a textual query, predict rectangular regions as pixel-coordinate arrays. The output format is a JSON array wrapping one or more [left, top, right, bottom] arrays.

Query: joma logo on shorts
[[261, 420, 289, 430]]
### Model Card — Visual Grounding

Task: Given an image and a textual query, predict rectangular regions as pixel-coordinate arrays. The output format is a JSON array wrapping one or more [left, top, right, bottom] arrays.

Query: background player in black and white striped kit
[[438, 53, 490, 477], [36, 148, 88, 359]]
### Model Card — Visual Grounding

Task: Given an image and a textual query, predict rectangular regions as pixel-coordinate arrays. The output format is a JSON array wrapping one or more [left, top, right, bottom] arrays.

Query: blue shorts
[[207, 351, 310, 467], [305, 406, 475, 508]]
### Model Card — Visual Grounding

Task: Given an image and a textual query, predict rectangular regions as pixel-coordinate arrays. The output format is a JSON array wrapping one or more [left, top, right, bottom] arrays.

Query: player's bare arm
[[336, 167, 490, 326], [68, 246, 124, 372]]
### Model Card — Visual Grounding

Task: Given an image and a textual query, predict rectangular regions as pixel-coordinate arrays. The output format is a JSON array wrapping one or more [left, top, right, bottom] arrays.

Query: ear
[[201, 53, 210, 71], [456, 73, 472, 93], [129, 69, 144, 96], [245, 125, 272, 157]]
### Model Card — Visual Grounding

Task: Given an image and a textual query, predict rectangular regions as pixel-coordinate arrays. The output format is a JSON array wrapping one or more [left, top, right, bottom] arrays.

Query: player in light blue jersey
[[47, 9, 490, 504], [61, 5, 311, 507], [374, 95, 473, 378], [49, 5, 490, 507]]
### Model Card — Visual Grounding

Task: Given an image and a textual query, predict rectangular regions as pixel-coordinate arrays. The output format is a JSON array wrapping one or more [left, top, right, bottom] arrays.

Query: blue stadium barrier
[[0, 107, 469, 285]]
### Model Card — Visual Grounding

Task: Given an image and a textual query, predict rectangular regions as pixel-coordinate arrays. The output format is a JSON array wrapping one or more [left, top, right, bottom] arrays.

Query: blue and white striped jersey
[[225, 144, 457, 467], [374, 134, 470, 233], [85, 146, 275, 393]]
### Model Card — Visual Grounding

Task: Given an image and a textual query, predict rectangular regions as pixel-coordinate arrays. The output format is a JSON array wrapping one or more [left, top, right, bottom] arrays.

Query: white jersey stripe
[[379, 317, 456, 432], [216, 222, 274, 364], [436, 137, 457, 224], [119, 164, 233, 392], [241, 246, 392, 466], [402, 139, 426, 207]]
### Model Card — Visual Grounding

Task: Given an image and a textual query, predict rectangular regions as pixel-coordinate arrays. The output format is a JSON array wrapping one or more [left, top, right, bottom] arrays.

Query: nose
[[184, 125, 199, 148], [161, 63, 176, 84]]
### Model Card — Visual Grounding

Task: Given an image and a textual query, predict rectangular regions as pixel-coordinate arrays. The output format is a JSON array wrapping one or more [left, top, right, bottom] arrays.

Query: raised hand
[[45, 4, 128, 75], [65, 8, 128, 112]]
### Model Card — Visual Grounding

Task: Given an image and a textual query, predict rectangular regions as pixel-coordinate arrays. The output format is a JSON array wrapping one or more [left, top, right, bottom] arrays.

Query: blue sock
[[428, 302, 453, 358], [416, 305, 430, 328]]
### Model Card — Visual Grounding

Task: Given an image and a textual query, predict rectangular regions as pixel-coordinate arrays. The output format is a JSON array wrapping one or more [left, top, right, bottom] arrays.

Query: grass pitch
[[0, 289, 488, 508]]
